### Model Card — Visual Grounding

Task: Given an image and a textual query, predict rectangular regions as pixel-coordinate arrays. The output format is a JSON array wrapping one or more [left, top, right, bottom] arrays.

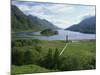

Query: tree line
[[11, 39, 96, 71]]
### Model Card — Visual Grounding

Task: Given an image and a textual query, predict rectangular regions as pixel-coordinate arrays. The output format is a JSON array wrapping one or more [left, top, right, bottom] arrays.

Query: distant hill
[[28, 15, 58, 30], [11, 5, 58, 32], [66, 16, 96, 34]]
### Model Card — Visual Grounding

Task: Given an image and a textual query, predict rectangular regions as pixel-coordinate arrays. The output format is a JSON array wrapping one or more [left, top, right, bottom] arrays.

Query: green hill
[[66, 16, 96, 34], [11, 5, 57, 32]]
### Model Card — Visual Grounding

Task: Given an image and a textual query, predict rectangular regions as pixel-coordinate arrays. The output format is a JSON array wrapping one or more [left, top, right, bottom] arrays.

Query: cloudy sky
[[12, 1, 95, 29]]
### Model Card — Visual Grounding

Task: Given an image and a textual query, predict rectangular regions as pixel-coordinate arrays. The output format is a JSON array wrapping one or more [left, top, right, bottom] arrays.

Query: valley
[[11, 2, 96, 75]]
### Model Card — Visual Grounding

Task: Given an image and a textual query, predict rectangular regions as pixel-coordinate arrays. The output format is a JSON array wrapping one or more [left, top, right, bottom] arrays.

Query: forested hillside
[[11, 5, 57, 32]]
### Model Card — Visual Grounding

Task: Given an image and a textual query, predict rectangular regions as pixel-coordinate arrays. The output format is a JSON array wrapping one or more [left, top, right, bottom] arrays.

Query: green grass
[[61, 40, 96, 70], [38, 40, 96, 70], [38, 40, 95, 57], [30, 34, 41, 36], [29, 33, 57, 36], [39, 40, 67, 57], [11, 64, 57, 75], [11, 40, 96, 74], [62, 40, 96, 56]]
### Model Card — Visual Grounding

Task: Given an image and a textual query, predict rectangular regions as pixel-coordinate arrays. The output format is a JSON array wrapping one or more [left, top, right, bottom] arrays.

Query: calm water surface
[[16, 30, 96, 40]]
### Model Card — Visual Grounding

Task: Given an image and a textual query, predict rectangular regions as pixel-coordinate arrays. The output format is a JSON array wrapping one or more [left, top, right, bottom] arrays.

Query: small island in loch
[[40, 28, 58, 36]]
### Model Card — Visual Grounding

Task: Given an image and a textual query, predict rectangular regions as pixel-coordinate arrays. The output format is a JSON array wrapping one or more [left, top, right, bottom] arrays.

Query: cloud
[[44, 4, 74, 14], [12, 1, 96, 28]]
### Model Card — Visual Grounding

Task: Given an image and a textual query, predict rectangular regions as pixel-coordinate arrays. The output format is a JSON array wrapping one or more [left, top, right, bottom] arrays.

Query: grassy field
[[37, 40, 95, 58], [11, 39, 96, 74], [11, 65, 57, 75]]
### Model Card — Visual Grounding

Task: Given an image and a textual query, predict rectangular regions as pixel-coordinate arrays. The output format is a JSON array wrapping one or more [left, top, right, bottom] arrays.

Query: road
[[59, 43, 68, 56]]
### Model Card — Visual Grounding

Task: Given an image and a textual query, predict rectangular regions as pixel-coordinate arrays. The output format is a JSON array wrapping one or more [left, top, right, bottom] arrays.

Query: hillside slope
[[11, 5, 57, 32], [66, 16, 96, 34]]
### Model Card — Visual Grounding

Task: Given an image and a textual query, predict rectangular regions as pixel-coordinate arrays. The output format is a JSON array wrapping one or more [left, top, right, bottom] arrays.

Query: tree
[[34, 45, 42, 54], [12, 48, 24, 65], [43, 48, 53, 69], [23, 50, 34, 64], [53, 48, 60, 69]]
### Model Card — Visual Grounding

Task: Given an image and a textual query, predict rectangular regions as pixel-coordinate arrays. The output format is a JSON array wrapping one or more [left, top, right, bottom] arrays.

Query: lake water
[[16, 30, 96, 40]]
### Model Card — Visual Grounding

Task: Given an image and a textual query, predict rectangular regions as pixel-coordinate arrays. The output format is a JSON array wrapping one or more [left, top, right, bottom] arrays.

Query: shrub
[[23, 50, 34, 64], [12, 48, 24, 65]]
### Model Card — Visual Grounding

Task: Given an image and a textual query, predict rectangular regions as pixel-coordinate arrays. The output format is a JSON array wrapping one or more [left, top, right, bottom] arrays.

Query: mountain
[[11, 5, 57, 32], [28, 15, 58, 30], [66, 16, 96, 34], [11, 5, 29, 31]]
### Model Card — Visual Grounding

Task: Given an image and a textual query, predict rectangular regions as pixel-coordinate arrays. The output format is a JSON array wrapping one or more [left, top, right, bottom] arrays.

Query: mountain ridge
[[11, 5, 58, 32], [65, 16, 96, 34]]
